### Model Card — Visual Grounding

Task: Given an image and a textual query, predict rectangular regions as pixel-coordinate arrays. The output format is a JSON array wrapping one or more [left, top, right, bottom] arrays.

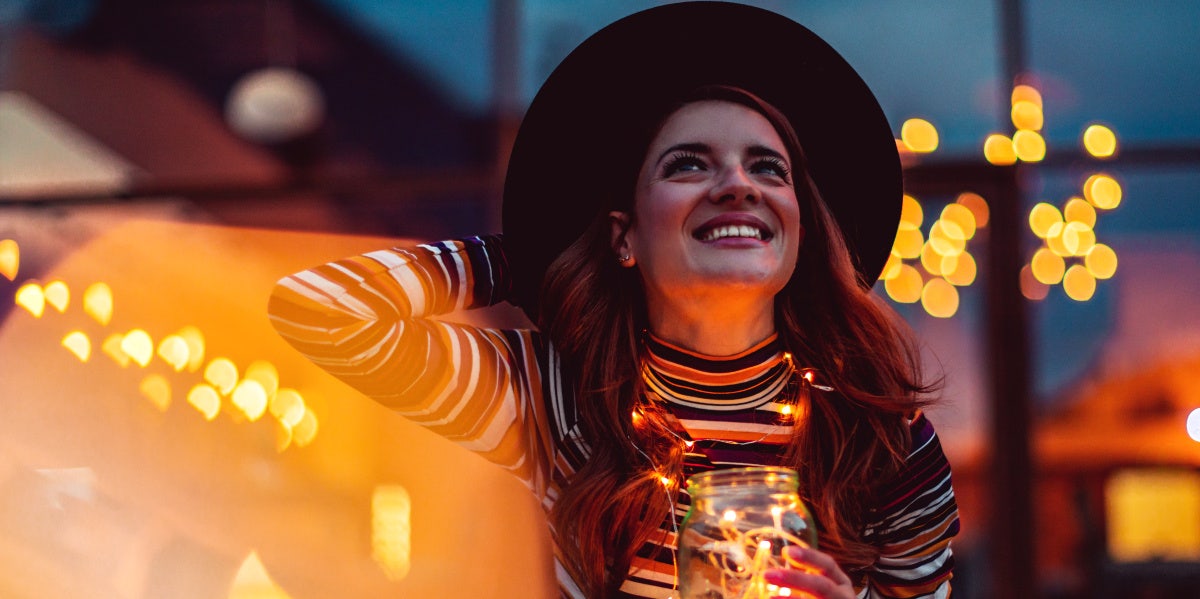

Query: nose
[[709, 165, 760, 205]]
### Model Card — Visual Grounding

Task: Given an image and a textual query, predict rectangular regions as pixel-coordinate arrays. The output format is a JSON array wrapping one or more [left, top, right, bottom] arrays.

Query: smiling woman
[[268, 3, 959, 598]]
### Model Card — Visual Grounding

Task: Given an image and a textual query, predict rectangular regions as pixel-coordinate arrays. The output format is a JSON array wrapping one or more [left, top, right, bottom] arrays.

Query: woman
[[269, 3, 958, 598]]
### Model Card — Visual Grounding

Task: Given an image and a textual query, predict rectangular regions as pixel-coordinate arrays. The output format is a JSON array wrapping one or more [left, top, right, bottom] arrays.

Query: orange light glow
[[372, 486, 413, 581], [940, 203, 977, 240], [1031, 248, 1066, 285], [1046, 222, 1072, 257], [101, 333, 131, 367], [900, 118, 939, 153], [1012, 130, 1046, 162], [204, 358, 239, 395], [83, 282, 114, 325], [0, 238, 18, 280], [884, 264, 922, 304], [1029, 202, 1063, 238], [293, 409, 318, 446], [1062, 222, 1096, 256], [156, 334, 190, 371], [1106, 469, 1200, 562], [244, 360, 280, 398], [943, 252, 977, 287], [880, 252, 902, 281], [921, 278, 959, 318], [1020, 265, 1050, 300], [1188, 409, 1200, 442], [15, 282, 45, 317], [1085, 243, 1118, 279], [1062, 265, 1097, 301], [61, 331, 91, 362], [900, 195, 924, 231], [1083, 124, 1118, 158], [1011, 100, 1044, 131], [1011, 84, 1043, 108], [139, 374, 172, 412], [232, 380, 269, 421], [983, 134, 1017, 165], [1063, 197, 1097, 228], [187, 384, 221, 420], [230, 550, 293, 598], [271, 388, 306, 428], [177, 325, 206, 371], [920, 241, 947, 276], [43, 280, 69, 312], [893, 228, 924, 260], [1084, 174, 1123, 209], [120, 329, 154, 367], [956, 192, 990, 228]]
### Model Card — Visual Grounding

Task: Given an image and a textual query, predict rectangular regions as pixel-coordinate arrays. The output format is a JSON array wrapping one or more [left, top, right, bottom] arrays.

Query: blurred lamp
[[225, 67, 325, 144]]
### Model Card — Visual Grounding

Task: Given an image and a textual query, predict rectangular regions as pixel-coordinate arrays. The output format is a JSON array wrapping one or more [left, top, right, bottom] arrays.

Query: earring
[[618, 254, 634, 266]]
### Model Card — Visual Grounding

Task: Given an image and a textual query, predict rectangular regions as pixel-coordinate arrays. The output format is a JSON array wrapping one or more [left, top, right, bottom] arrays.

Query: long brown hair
[[540, 86, 936, 596]]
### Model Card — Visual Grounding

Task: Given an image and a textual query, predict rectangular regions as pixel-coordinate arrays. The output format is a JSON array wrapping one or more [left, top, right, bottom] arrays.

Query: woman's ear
[[609, 211, 636, 267]]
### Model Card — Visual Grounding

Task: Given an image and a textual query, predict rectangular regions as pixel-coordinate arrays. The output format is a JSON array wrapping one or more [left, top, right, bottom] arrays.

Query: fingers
[[783, 546, 852, 586], [762, 546, 855, 599]]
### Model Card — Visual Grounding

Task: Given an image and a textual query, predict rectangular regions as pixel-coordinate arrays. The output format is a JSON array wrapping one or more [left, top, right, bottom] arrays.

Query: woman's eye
[[662, 153, 706, 176], [750, 159, 791, 180]]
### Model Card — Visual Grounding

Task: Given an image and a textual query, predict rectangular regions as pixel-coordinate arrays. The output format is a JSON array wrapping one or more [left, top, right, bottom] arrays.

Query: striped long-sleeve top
[[267, 235, 959, 598]]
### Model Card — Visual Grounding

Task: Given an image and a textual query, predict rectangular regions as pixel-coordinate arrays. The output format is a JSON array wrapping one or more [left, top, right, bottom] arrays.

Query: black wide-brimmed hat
[[503, 1, 901, 320]]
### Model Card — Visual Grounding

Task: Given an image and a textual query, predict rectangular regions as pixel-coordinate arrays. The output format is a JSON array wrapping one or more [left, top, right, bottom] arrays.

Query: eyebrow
[[655, 142, 790, 165]]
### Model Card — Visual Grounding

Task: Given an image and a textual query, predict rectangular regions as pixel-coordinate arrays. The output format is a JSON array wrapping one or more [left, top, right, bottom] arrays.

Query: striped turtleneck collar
[[641, 332, 795, 411]]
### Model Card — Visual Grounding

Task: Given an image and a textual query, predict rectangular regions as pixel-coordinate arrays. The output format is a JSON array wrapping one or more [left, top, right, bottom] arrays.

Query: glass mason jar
[[677, 466, 817, 599]]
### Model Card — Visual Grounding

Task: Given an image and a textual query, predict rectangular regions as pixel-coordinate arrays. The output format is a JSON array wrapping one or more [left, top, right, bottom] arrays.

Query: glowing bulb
[[43, 280, 69, 312], [723, 509, 738, 522], [1083, 124, 1117, 158], [759, 540, 772, 551], [62, 331, 91, 362], [780, 404, 793, 416], [102, 334, 131, 367], [187, 384, 221, 420], [204, 358, 239, 395], [140, 374, 171, 412], [271, 388, 306, 427], [1187, 408, 1200, 442], [156, 335, 189, 371], [1013, 130, 1046, 162], [83, 282, 113, 325], [683, 440, 695, 450], [1086, 244, 1118, 279], [956, 192, 990, 228], [631, 410, 643, 425], [983, 133, 1017, 165], [1031, 248, 1066, 285], [120, 329, 154, 367], [1020, 265, 1050, 301], [659, 475, 672, 488], [899, 194, 924, 230], [921, 278, 959, 318], [901, 118, 939, 153], [15, 283, 45, 317], [1062, 265, 1097, 301], [232, 380, 269, 421], [0, 239, 17, 280], [778, 588, 792, 597], [1011, 100, 1044, 131], [1084, 174, 1122, 209], [884, 264, 922, 304]]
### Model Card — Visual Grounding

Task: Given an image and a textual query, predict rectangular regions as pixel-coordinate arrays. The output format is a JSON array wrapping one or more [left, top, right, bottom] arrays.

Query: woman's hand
[[762, 545, 856, 599]]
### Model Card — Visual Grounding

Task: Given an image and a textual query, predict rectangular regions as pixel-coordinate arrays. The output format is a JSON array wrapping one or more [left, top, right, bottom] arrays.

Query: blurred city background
[[1, 1, 1198, 597]]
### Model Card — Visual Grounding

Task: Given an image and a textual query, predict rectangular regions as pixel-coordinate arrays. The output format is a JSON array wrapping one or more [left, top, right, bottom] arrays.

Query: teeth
[[702, 225, 765, 241]]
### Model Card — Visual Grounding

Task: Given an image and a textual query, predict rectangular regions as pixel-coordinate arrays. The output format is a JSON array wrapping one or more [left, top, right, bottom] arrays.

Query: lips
[[693, 214, 774, 242]]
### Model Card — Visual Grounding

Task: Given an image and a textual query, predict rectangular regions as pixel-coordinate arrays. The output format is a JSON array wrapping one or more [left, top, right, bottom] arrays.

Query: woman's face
[[614, 100, 803, 309]]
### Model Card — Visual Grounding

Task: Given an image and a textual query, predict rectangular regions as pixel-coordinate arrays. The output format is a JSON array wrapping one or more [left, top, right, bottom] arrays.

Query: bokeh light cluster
[[984, 84, 1047, 165], [5, 238, 318, 451], [1020, 175, 1122, 302]]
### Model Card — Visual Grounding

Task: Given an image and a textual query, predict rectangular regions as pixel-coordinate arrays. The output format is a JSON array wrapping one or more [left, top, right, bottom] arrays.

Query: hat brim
[[503, 1, 901, 320]]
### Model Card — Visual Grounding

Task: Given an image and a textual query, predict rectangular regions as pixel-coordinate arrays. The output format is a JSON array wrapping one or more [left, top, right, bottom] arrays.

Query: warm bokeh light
[[1062, 265, 1097, 301], [120, 329, 154, 367], [940, 203, 977, 240], [0, 238, 18, 280], [43, 280, 69, 312], [920, 241, 947, 276], [232, 380, 269, 421], [244, 360, 280, 398], [102, 333, 131, 367], [956, 192, 990, 228], [83, 282, 114, 325], [372, 485, 413, 581], [1029, 202, 1064, 238], [1031, 248, 1066, 285], [943, 252, 978, 286], [900, 118, 939, 153], [15, 282, 45, 317], [1011, 84, 1043, 108], [1188, 409, 1200, 442], [928, 222, 965, 257], [1020, 265, 1050, 300], [1084, 174, 1123, 209], [1011, 100, 1044, 131], [1083, 124, 1118, 158], [880, 253, 902, 280], [1086, 243, 1119, 279], [1106, 469, 1200, 562], [61, 330, 91, 362], [187, 383, 221, 420], [293, 409, 318, 447], [229, 550, 293, 599], [900, 194, 924, 230], [1063, 197, 1097, 228], [983, 133, 1018, 166], [921, 278, 959, 318], [177, 325, 206, 372], [1046, 222, 1072, 257], [1062, 222, 1096, 256], [1012, 129, 1046, 162], [205, 358, 239, 395], [140, 374, 172, 412], [893, 227, 924, 260], [157, 334, 190, 371], [271, 388, 306, 428]]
